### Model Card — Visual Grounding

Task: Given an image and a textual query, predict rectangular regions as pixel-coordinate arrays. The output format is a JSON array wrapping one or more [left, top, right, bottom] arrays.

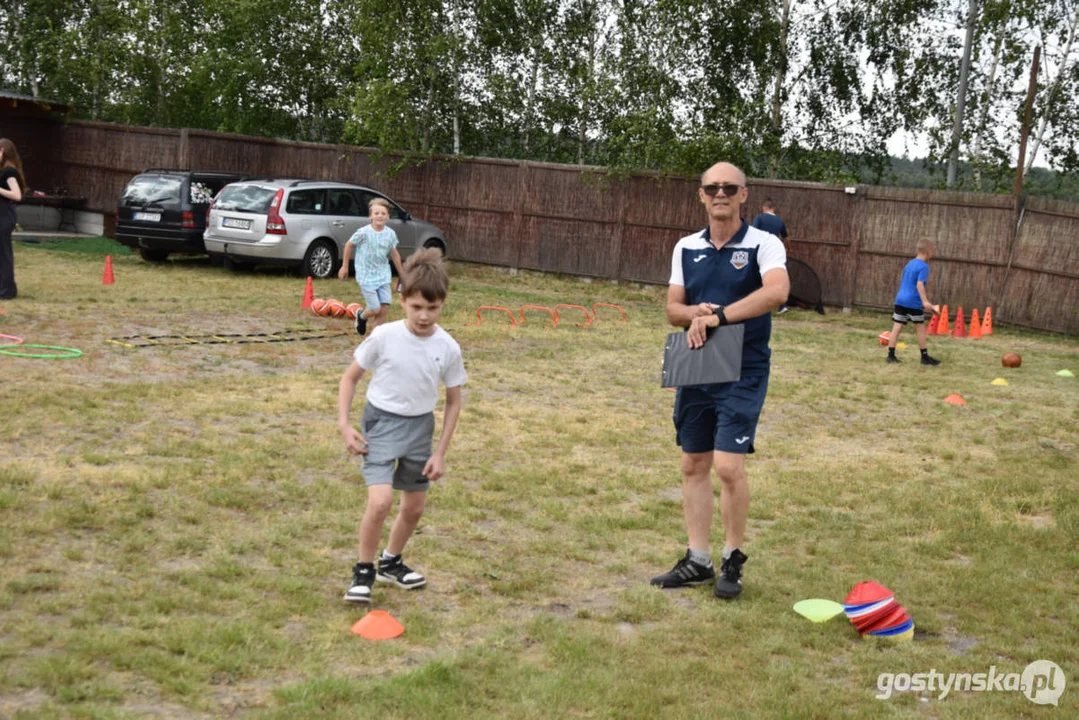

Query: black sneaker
[[886, 355, 901, 364], [649, 550, 715, 588], [921, 354, 941, 366], [344, 562, 375, 603], [354, 310, 367, 337], [377, 554, 426, 589], [714, 549, 748, 599]]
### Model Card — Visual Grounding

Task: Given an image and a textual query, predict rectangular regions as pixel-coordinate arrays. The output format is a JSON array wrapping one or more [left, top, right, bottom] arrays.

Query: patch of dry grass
[[1, 241, 1076, 718]]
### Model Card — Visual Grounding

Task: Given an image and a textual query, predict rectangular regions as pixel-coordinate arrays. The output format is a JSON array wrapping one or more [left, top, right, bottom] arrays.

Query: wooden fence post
[[611, 174, 626, 281], [512, 161, 528, 273], [847, 186, 865, 311], [178, 128, 190, 169]]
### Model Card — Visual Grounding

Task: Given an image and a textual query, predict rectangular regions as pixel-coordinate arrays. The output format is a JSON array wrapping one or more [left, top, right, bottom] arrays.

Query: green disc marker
[[793, 599, 845, 623]]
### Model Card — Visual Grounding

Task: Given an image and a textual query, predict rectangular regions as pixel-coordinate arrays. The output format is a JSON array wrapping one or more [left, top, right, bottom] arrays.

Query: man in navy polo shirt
[[650, 162, 789, 599], [751, 199, 790, 314]]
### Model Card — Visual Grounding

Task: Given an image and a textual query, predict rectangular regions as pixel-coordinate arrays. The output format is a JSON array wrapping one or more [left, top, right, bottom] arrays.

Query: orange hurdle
[[467, 306, 517, 328], [592, 302, 627, 324], [554, 304, 593, 327], [519, 305, 558, 327]]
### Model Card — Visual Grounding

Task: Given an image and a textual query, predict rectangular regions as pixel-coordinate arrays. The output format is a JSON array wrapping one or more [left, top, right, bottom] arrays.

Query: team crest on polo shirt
[[730, 250, 749, 270]]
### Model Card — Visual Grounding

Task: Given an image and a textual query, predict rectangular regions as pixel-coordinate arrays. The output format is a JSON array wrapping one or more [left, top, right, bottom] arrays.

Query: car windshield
[[121, 176, 183, 206], [215, 185, 278, 214]]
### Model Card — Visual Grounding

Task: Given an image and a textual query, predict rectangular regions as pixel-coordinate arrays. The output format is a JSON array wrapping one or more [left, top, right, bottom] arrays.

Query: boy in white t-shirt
[[337, 248, 467, 604]]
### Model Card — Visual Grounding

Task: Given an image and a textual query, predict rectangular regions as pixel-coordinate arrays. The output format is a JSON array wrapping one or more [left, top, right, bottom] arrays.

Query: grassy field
[[1, 239, 1076, 719]]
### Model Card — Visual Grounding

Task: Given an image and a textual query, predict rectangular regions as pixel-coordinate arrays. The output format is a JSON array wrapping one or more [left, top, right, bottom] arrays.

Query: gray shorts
[[361, 403, 434, 492]]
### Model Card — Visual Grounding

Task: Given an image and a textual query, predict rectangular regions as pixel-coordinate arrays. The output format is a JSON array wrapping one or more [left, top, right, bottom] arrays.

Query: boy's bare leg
[[386, 490, 426, 556], [359, 485, 395, 562], [369, 304, 391, 331], [681, 452, 714, 552], [887, 321, 905, 349], [915, 322, 928, 350]]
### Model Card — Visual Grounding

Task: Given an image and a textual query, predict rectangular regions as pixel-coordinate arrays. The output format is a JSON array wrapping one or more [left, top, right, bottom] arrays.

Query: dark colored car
[[115, 169, 249, 262]]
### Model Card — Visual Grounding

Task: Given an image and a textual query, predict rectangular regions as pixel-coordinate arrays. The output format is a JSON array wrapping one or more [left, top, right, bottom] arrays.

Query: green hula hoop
[[0, 343, 83, 359]]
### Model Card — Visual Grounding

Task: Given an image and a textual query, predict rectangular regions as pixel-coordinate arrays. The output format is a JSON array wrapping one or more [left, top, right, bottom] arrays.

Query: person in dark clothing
[[751, 200, 789, 314], [0, 138, 26, 300]]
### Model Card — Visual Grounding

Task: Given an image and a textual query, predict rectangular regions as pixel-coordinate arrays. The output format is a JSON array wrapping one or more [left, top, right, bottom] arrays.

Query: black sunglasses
[[701, 183, 743, 197]]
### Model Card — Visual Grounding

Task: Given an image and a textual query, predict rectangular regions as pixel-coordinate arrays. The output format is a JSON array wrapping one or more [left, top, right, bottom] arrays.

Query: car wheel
[[423, 239, 446, 256], [138, 248, 169, 262], [303, 239, 338, 279]]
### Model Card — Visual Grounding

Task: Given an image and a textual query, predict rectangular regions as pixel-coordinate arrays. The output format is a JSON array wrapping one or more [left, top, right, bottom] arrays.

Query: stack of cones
[[844, 581, 914, 641], [102, 256, 115, 285]]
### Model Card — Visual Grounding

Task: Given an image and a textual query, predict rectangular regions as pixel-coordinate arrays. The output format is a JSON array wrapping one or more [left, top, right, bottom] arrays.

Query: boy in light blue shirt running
[[339, 197, 405, 336]]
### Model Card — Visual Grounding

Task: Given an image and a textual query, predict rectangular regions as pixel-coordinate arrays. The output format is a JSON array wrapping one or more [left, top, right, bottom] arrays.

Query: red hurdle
[[467, 306, 518, 328], [554, 304, 593, 327]]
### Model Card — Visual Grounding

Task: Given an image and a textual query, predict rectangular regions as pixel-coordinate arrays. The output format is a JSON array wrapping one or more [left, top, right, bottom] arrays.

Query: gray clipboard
[[661, 325, 744, 388]]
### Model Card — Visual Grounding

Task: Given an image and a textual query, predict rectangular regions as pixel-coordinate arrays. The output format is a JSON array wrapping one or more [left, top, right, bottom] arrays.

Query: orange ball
[[346, 303, 363, 320], [1002, 352, 1022, 368], [326, 299, 347, 318], [310, 298, 329, 316]]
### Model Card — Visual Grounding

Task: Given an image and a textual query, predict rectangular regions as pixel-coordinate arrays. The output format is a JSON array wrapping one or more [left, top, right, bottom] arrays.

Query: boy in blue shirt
[[887, 239, 941, 365], [338, 198, 405, 336]]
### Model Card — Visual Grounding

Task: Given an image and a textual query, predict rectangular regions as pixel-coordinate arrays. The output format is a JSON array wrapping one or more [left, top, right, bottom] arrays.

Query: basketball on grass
[[1002, 352, 1022, 368], [326, 299, 347, 318], [310, 298, 329, 316], [346, 303, 362, 320]]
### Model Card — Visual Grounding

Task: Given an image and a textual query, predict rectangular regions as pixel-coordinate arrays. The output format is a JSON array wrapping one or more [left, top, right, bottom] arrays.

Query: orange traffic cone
[[952, 307, 965, 338], [981, 307, 993, 335], [937, 305, 950, 335], [301, 276, 314, 309], [968, 308, 982, 339], [102, 255, 115, 285], [927, 312, 940, 335], [943, 394, 967, 406], [351, 610, 404, 640]]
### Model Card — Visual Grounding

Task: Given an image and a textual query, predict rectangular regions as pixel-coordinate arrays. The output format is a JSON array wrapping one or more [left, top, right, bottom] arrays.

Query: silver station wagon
[[204, 179, 447, 278]]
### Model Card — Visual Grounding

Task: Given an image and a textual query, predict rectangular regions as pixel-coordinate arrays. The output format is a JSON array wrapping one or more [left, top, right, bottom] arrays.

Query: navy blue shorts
[[673, 373, 770, 454]]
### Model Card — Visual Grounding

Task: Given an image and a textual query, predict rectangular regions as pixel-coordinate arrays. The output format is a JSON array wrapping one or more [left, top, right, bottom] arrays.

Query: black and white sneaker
[[714, 549, 748, 599], [649, 550, 716, 588], [354, 310, 368, 337], [344, 562, 375, 603], [921, 354, 941, 366], [377, 554, 426, 589]]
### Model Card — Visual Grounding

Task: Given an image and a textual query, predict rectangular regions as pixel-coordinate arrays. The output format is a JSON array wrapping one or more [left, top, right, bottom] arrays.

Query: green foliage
[[1, 0, 1075, 191]]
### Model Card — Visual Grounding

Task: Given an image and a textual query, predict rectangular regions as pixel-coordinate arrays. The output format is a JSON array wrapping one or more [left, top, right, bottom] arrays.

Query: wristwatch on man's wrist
[[712, 305, 728, 327]]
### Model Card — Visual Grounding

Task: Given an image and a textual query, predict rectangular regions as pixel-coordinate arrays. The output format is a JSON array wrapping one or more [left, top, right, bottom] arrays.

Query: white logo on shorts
[[735, 436, 750, 444]]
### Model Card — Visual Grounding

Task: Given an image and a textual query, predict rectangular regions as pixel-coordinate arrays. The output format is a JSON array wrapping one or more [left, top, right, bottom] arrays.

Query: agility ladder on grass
[[106, 329, 350, 348]]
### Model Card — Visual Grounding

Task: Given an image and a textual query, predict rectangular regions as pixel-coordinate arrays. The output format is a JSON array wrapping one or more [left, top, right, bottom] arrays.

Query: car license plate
[[134, 211, 161, 222], [221, 217, 252, 230]]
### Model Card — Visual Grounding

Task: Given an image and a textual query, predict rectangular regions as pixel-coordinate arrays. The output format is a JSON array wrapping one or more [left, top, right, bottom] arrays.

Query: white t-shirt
[[354, 320, 467, 416]]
